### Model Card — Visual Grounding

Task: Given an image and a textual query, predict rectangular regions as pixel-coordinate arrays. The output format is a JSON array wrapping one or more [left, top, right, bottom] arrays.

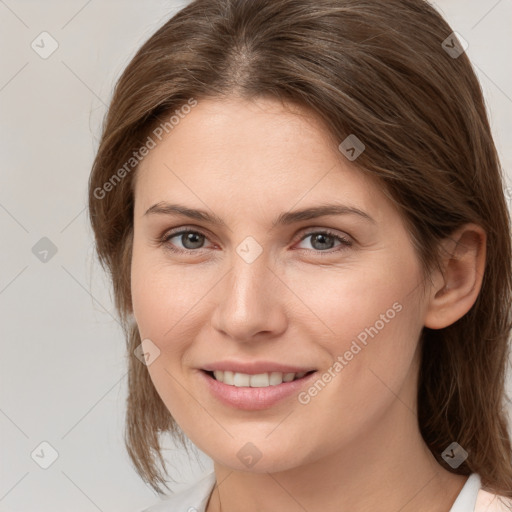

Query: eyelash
[[158, 226, 353, 255]]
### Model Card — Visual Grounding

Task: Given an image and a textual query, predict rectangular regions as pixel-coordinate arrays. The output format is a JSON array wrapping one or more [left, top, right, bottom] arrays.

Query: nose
[[210, 246, 288, 343]]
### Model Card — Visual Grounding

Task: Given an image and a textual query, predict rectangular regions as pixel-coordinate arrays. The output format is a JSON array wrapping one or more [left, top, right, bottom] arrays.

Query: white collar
[[449, 474, 481, 512]]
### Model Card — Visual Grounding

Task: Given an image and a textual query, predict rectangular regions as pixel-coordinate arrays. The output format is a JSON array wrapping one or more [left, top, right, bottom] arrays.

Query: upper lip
[[201, 361, 317, 374]]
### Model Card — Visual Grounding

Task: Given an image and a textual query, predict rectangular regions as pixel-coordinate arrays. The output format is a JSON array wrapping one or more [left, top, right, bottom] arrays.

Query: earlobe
[[423, 224, 486, 330]]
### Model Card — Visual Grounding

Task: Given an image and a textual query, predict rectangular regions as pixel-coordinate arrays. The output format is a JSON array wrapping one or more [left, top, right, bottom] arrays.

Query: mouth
[[202, 369, 317, 387], [200, 368, 320, 410]]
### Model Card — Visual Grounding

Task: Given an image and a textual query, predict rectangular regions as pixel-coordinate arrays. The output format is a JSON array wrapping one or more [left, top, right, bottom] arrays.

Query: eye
[[294, 229, 352, 253], [159, 227, 353, 255], [161, 228, 214, 253]]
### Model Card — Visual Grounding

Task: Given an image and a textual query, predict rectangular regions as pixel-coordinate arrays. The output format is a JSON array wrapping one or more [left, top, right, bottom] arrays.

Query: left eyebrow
[[272, 203, 375, 227], [143, 201, 375, 227]]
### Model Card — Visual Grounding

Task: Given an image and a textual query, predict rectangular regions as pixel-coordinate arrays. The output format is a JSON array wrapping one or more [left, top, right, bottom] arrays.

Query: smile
[[200, 369, 318, 410], [207, 370, 315, 387]]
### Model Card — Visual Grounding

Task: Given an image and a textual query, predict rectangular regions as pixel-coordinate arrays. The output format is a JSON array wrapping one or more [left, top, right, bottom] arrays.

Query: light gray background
[[1, 1, 511, 511]]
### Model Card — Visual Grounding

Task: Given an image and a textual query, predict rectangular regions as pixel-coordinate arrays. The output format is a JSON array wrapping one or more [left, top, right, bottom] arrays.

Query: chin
[[203, 436, 309, 474], [217, 453, 302, 474]]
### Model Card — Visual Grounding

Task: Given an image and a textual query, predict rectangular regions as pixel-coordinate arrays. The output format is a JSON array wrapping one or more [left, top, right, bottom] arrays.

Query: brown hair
[[88, 0, 512, 499]]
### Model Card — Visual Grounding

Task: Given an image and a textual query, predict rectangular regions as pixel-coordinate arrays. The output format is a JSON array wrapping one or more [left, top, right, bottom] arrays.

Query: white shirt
[[141, 471, 512, 512]]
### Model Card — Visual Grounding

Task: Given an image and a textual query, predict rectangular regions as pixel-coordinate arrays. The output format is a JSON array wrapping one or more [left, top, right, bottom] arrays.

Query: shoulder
[[140, 471, 217, 512], [475, 489, 512, 512]]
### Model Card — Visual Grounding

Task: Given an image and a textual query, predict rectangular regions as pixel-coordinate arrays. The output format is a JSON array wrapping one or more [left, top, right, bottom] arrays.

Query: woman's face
[[131, 96, 430, 472]]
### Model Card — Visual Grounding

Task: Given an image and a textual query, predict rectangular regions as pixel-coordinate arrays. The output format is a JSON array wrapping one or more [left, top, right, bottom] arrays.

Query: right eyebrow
[[144, 202, 228, 227]]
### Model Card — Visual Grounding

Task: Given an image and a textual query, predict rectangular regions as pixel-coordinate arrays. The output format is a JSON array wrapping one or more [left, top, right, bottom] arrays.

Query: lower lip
[[199, 370, 318, 410]]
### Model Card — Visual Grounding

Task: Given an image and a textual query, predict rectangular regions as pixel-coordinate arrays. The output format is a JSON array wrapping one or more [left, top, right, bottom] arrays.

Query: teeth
[[250, 373, 269, 387], [211, 370, 308, 387], [283, 372, 295, 382]]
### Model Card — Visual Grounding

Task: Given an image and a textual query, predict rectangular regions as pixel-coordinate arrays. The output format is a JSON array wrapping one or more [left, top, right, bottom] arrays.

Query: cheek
[[131, 255, 168, 336], [286, 253, 425, 412], [286, 255, 422, 348], [131, 240, 174, 342], [130, 247, 215, 355], [288, 268, 423, 454]]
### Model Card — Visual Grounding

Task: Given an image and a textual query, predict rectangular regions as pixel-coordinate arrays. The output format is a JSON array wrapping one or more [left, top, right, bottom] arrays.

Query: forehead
[[134, 96, 390, 223]]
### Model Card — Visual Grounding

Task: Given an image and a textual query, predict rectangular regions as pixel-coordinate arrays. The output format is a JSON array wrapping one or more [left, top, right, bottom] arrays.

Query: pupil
[[183, 232, 204, 249], [313, 233, 333, 250]]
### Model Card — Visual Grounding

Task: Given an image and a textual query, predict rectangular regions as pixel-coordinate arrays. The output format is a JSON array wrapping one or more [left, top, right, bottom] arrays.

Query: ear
[[423, 223, 486, 330]]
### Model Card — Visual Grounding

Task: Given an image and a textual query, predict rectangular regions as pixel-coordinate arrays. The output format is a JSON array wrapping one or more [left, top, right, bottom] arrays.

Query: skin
[[130, 96, 486, 512]]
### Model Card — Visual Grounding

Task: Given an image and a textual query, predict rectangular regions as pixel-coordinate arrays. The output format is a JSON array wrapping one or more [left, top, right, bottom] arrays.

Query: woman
[[88, 0, 512, 510]]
